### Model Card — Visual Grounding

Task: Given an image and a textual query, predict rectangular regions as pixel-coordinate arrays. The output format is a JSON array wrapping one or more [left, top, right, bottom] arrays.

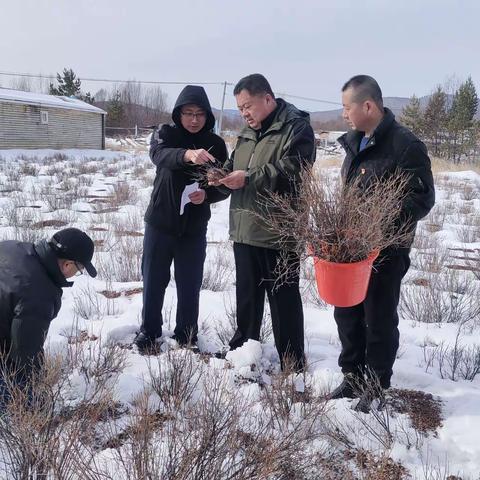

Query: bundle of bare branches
[[191, 161, 229, 187], [260, 167, 413, 264]]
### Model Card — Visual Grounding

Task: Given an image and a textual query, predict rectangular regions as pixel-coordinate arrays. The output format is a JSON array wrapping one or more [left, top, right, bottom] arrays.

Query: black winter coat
[[144, 86, 229, 235], [338, 108, 435, 252], [0, 240, 71, 379]]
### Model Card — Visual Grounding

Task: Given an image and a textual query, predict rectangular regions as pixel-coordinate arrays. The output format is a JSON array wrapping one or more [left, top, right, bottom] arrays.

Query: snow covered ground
[[0, 146, 479, 478]]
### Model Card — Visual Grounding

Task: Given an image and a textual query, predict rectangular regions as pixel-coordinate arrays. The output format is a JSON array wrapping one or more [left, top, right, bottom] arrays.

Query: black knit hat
[[49, 228, 97, 277]]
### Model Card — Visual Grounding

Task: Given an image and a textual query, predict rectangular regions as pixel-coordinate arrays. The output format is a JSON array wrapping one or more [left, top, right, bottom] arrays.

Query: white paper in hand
[[180, 182, 199, 215]]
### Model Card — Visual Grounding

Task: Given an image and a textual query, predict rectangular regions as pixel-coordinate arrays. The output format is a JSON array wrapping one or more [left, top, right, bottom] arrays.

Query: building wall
[[0, 102, 104, 149]]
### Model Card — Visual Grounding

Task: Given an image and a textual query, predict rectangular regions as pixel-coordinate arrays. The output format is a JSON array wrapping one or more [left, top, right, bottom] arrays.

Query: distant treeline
[[400, 77, 479, 163]]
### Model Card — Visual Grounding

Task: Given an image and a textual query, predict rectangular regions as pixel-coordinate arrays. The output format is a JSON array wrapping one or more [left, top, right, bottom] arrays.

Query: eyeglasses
[[181, 111, 206, 120], [74, 261, 85, 276]]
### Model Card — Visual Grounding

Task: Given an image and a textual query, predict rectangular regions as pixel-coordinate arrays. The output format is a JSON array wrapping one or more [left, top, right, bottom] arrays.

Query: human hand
[[219, 170, 246, 190], [189, 189, 206, 204], [207, 167, 228, 186], [184, 149, 215, 165]]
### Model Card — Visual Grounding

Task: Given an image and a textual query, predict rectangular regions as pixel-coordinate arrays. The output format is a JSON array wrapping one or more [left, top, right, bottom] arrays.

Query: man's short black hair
[[342, 75, 383, 109], [233, 73, 275, 97]]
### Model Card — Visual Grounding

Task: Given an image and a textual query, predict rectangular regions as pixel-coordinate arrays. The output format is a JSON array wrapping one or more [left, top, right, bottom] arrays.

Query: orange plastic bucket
[[312, 250, 379, 307]]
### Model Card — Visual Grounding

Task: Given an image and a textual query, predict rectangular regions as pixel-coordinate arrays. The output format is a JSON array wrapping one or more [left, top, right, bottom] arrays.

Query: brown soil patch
[[88, 197, 113, 204], [388, 389, 443, 434], [353, 449, 409, 480], [412, 278, 430, 287], [67, 330, 99, 344], [100, 290, 122, 299], [425, 223, 443, 233], [115, 230, 144, 237], [90, 226, 108, 231], [99, 287, 142, 299], [93, 207, 119, 214], [446, 264, 480, 273], [102, 411, 173, 449], [32, 219, 68, 228], [124, 287, 143, 296]]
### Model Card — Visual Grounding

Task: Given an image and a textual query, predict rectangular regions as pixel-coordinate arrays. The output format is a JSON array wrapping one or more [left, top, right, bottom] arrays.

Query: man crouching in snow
[[0, 228, 97, 408]]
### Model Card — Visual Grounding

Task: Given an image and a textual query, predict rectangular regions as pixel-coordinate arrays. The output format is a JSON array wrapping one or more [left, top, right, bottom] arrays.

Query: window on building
[[40, 111, 49, 124]]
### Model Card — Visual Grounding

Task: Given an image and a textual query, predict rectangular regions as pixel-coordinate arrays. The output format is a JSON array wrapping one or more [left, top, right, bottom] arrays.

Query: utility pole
[[217, 81, 227, 135]]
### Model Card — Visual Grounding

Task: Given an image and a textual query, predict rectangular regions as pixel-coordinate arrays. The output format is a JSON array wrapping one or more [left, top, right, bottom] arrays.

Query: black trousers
[[141, 223, 206, 343], [333, 253, 410, 389], [229, 243, 305, 371]]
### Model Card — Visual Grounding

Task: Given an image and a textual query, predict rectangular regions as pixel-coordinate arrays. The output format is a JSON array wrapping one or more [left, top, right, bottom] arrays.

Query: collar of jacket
[[33, 240, 73, 288], [338, 107, 396, 155], [237, 98, 310, 141]]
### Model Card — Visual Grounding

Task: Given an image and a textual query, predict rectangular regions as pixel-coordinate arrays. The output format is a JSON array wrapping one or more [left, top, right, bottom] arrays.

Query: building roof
[[0, 88, 107, 114]]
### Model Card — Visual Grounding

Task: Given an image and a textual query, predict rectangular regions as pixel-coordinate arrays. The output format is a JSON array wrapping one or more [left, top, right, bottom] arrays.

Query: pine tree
[[400, 95, 423, 137], [107, 91, 125, 127], [49, 68, 82, 97], [423, 86, 448, 157], [82, 92, 95, 104], [448, 77, 478, 162]]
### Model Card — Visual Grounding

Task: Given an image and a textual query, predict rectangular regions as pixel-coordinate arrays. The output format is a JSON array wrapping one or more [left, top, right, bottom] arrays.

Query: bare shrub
[[40, 183, 75, 211], [75, 160, 101, 176], [201, 242, 234, 291], [97, 236, 143, 282], [423, 204, 447, 231], [457, 224, 480, 244], [260, 168, 412, 264], [148, 350, 204, 412], [213, 294, 238, 346], [18, 162, 39, 177], [110, 181, 138, 207], [77, 174, 95, 187], [73, 284, 105, 322], [213, 294, 272, 346], [111, 209, 143, 235], [400, 269, 480, 325], [460, 182, 479, 201], [0, 351, 119, 479], [421, 329, 480, 382], [301, 260, 328, 308], [67, 338, 128, 389], [410, 242, 449, 274]]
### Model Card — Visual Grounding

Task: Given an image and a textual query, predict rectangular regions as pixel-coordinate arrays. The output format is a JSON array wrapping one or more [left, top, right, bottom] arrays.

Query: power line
[[1, 70, 341, 107], [0, 70, 231, 87], [276, 92, 342, 106], [224, 85, 341, 107]]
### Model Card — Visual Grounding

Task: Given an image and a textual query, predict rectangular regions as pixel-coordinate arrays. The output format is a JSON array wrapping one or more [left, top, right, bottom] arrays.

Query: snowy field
[[0, 145, 479, 479]]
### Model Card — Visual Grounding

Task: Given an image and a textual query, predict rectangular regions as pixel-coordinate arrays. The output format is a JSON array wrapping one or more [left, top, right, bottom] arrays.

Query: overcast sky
[[1, 0, 479, 112]]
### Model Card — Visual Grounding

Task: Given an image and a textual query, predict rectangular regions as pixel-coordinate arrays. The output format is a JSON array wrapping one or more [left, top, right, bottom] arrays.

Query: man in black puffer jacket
[[0, 228, 97, 406], [135, 85, 228, 351], [328, 75, 435, 412]]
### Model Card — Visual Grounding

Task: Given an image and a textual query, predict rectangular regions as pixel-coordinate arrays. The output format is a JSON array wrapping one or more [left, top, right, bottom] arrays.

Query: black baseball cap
[[49, 228, 97, 278]]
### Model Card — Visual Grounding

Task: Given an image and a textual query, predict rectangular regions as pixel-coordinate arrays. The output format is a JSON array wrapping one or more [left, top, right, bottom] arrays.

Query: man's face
[[180, 104, 207, 133], [59, 259, 83, 279], [342, 87, 369, 131], [235, 90, 273, 130]]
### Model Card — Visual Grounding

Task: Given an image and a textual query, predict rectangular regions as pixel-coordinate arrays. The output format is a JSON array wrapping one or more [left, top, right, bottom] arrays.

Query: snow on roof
[[0, 88, 106, 114]]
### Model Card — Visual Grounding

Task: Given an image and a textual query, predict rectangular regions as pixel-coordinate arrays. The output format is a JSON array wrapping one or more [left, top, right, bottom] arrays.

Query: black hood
[[171, 85, 216, 132]]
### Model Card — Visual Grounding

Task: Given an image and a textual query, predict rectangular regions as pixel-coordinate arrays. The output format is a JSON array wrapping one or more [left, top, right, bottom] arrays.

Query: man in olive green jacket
[[216, 74, 315, 371]]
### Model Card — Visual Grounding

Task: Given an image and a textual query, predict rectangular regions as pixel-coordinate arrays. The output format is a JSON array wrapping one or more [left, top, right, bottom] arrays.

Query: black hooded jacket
[[144, 85, 229, 235], [338, 108, 435, 252], [0, 239, 71, 380]]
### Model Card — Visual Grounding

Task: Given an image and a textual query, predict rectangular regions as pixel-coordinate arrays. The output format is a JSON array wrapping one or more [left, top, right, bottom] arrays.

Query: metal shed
[[0, 88, 107, 150]]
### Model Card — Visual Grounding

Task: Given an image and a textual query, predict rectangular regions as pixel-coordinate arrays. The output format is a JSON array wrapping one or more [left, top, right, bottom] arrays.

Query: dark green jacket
[[224, 98, 315, 249]]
